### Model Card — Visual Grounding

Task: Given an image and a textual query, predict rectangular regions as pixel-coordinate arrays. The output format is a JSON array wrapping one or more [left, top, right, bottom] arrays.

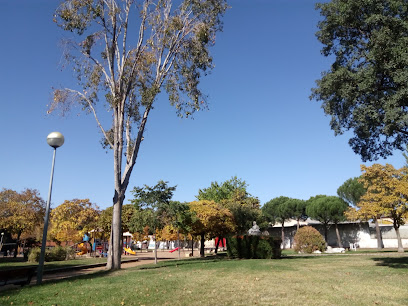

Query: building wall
[[268, 223, 408, 249]]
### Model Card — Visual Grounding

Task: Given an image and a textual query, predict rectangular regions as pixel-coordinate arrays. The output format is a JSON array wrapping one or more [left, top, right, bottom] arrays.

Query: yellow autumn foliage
[[189, 200, 235, 238], [356, 164, 408, 226], [0, 188, 45, 239], [49, 199, 100, 243]]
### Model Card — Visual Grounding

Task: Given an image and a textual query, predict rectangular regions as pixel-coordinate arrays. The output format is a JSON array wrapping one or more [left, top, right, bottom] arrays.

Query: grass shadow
[[138, 255, 227, 270], [371, 257, 408, 269], [1, 269, 115, 296]]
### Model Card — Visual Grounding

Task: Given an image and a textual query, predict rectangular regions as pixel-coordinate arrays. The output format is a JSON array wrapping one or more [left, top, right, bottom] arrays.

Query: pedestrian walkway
[[0, 249, 200, 292], [42, 249, 198, 282]]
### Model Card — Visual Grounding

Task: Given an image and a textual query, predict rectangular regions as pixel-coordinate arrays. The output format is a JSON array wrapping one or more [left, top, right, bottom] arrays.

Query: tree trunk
[[281, 221, 285, 250], [105, 104, 150, 270], [374, 218, 383, 250], [14, 232, 22, 258], [200, 234, 205, 257], [177, 230, 180, 260], [395, 226, 404, 253], [191, 239, 193, 257], [154, 236, 158, 264], [106, 195, 123, 270], [297, 218, 300, 231], [335, 223, 343, 248], [324, 224, 328, 244]]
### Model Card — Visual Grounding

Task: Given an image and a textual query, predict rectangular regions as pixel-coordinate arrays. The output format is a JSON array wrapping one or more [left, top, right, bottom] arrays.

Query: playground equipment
[[169, 247, 179, 253], [76, 243, 88, 256], [124, 247, 136, 255]]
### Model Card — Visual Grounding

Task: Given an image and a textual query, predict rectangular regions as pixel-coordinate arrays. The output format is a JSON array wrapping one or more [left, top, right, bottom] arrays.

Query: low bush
[[27, 247, 41, 262], [27, 246, 76, 262], [293, 226, 325, 254], [226, 235, 281, 259]]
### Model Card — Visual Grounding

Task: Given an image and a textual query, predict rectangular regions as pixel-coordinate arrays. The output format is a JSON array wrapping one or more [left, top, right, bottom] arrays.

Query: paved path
[[41, 249, 200, 282], [0, 249, 202, 292]]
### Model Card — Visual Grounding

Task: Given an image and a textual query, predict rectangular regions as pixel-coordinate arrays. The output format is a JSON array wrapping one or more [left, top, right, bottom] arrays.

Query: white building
[[269, 218, 408, 249]]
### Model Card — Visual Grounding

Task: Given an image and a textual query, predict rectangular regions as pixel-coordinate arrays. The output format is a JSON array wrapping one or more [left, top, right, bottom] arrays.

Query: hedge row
[[226, 235, 282, 259], [28, 246, 76, 262]]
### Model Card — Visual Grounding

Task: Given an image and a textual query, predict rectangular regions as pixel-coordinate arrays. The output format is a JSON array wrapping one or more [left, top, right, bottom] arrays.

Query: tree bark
[[191, 239, 193, 257], [14, 232, 21, 258], [281, 221, 285, 250], [200, 234, 205, 257], [154, 236, 158, 264], [374, 218, 383, 250], [324, 224, 328, 244], [106, 195, 123, 270], [335, 223, 343, 248], [177, 229, 180, 260], [395, 226, 404, 253]]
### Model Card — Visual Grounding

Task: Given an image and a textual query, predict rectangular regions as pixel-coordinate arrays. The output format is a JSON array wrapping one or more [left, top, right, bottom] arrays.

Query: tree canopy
[[189, 200, 235, 257], [262, 196, 302, 248], [197, 176, 249, 202], [311, 0, 408, 161], [129, 180, 177, 230], [337, 177, 366, 207], [197, 177, 261, 235], [50, 199, 100, 244], [306, 195, 348, 243], [98, 204, 136, 235], [0, 188, 45, 241]]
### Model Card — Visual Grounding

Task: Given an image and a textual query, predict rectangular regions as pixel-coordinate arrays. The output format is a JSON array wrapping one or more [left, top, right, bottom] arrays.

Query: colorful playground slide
[[76, 243, 88, 255], [124, 247, 136, 255], [169, 247, 179, 253]]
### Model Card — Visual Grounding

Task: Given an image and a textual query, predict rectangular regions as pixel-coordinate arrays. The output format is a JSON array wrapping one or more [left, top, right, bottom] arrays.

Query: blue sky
[[0, 0, 406, 211]]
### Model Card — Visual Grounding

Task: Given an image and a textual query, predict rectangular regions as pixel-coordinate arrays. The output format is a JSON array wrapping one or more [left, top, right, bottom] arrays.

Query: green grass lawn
[[1, 254, 408, 305]]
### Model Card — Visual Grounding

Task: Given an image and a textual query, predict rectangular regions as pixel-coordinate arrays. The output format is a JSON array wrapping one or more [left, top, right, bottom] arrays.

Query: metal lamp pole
[[37, 132, 64, 285]]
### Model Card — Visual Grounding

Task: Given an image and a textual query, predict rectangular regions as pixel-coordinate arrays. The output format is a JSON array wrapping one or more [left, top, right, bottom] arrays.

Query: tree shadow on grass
[[136, 253, 321, 270], [371, 257, 408, 269], [138, 256, 227, 270], [1, 269, 115, 296]]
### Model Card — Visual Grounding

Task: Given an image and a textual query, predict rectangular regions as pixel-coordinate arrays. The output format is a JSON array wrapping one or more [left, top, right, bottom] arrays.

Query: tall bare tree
[[50, 0, 228, 270]]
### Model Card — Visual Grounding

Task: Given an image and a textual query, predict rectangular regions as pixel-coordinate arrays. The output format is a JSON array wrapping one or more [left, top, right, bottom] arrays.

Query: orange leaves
[[357, 164, 408, 224]]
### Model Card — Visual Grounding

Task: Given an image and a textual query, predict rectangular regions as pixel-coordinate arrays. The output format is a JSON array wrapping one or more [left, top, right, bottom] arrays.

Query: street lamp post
[[37, 132, 64, 285]]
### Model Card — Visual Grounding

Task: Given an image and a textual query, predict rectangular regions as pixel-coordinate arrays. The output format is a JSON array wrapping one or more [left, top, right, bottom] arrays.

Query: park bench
[[0, 266, 37, 287]]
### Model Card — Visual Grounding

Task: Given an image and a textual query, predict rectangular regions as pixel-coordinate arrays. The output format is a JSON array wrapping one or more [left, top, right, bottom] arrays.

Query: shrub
[[27, 246, 76, 262], [27, 247, 41, 263], [227, 235, 282, 259], [293, 226, 325, 254], [48, 246, 68, 261]]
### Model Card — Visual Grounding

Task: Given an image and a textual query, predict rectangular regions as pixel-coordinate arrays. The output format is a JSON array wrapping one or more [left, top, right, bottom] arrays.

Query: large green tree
[[262, 196, 294, 249], [291, 198, 307, 230], [337, 177, 366, 207], [306, 195, 349, 247], [129, 180, 177, 262], [98, 204, 136, 234], [311, 0, 408, 161], [197, 176, 249, 202], [197, 177, 261, 250], [50, 0, 228, 270]]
